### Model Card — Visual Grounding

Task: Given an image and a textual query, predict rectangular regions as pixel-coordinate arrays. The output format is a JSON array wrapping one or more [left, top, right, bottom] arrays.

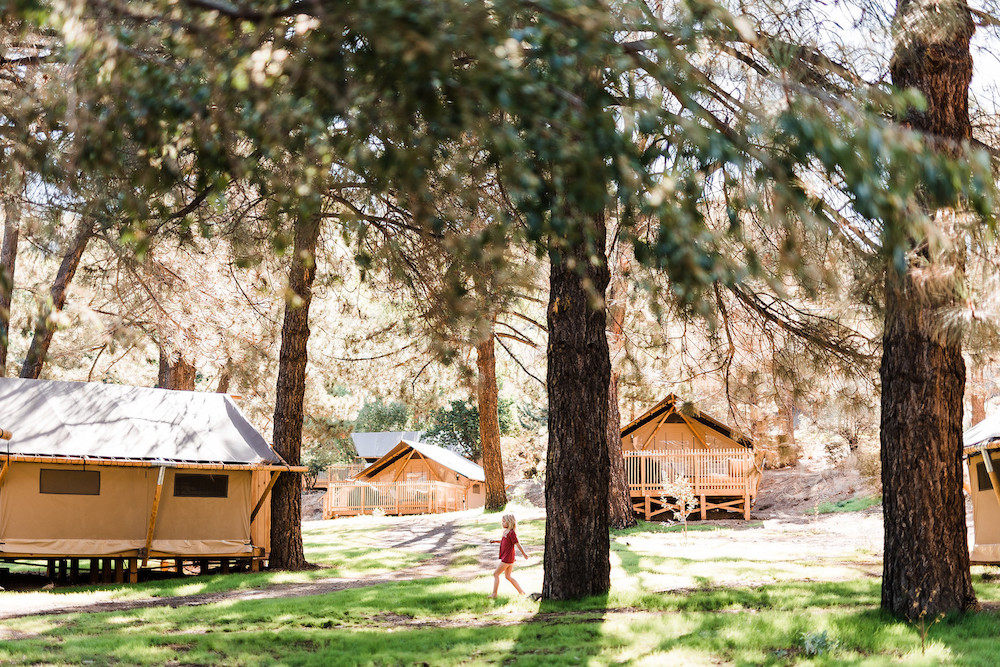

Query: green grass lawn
[[816, 497, 883, 515], [3, 512, 1000, 665]]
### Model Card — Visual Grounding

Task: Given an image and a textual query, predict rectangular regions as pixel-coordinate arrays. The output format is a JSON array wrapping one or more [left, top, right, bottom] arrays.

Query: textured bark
[[881, 0, 977, 619], [970, 391, 986, 426], [476, 330, 507, 511], [606, 268, 636, 529], [269, 215, 321, 571], [969, 365, 986, 425], [542, 213, 611, 600], [156, 348, 196, 390], [216, 365, 233, 394], [0, 198, 20, 372], [20, 220, 94, 379]]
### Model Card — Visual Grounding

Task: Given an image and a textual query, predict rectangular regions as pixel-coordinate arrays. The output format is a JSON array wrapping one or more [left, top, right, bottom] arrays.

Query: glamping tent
[[621, 395, 759, 520], [964, 415, 1000, 563], [323, 440, 485, 518], [351, 431, 424, 463], [0, 377, 302, 582]]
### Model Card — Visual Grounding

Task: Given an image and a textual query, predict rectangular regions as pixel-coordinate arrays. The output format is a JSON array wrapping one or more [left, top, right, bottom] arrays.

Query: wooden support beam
[[128, 558, 138, 584], [391, 450, 416, 482], [142, 466, 167, 567], [250, 471, 282, 523], [114, 559, 124, 583], [678, 413, 710, 450], [70, 559, 79, 583], [978, 452, 1000, 512], [640, 409, 673, 450], [0, 460, 9, 488]]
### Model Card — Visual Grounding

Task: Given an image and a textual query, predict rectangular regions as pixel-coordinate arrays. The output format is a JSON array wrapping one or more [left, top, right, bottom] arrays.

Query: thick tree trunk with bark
[[269, 215, 321, 571], [0, 198, 19, 372], [157, 347, 196, 390], [20, 220, 94, 380], [606, 266, 636, 529], [543, 213, 612, 600], [881, 0, 977, 619], [476, 329, 507, 511], [216, 363, 233, 394], [969, 365, 986, 425]]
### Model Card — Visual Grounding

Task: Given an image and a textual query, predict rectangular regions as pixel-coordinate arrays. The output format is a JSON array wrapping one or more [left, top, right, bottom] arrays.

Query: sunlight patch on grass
[[816, 496, 882, 514]]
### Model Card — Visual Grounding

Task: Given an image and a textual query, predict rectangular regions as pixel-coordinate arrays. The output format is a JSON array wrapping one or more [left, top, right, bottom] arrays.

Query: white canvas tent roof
[[358, 439, 485, 482], [964, 413, 1000, 455], [0, 377, 283, 465], [351, 431, 423, 459]]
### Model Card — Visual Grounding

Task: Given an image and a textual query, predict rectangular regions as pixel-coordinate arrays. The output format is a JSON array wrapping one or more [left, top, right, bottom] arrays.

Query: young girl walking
[[489, 513, 529, 598]]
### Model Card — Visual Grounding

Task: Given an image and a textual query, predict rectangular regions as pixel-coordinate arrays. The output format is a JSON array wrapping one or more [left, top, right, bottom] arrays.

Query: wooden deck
[[322, 480, 468, 519], [308, 464, 367, 489], [624, 449, 759, 520]]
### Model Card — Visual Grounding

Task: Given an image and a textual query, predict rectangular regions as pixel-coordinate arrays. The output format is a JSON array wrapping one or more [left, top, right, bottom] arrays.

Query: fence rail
[[624, 449, 759, 520], [322, 480, 468, 519]]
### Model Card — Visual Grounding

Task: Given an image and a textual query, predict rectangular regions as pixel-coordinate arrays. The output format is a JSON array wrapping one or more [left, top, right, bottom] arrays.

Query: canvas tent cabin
[[323, 440, 485, 518], [621, 395, 759, 520], [0, 377, 302, 583], [351, 431, 424, 463], [963, 414, 1000, 564]]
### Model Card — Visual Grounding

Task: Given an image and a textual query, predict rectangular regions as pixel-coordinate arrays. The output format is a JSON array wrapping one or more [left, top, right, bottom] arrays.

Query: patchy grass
[[8, 510, 1000, 665], [7, 575, 1000, 665], [817, 496, 882, 514], [611, 520, 762, 537]]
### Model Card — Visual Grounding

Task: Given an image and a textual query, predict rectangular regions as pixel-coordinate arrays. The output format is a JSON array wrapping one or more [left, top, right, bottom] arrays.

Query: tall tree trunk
[[269, 214, 321, 571], [543, 213, 611, 600], [20, 220, 94, 379], [216, 363, 233, 394], [606, 259, 636, 529], [0, 197, 20, 373], [476, 327, 507, 511], [969, 365, 986, 425], [881, 0, 977, 619], [156, 347, 196, 390]]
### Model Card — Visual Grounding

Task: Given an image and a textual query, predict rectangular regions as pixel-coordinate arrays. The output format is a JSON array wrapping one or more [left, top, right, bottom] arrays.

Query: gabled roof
[[0, 377, 283, 465], [621, 394, 753, 448], [964, 413, 1000, 456], [351, 431, 423, 459], [357, 440, 485, 482]]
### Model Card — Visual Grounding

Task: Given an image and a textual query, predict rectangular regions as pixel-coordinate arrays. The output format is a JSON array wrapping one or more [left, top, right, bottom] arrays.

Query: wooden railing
[[624, 449, 759, 498], [322, 481, 467, 519]]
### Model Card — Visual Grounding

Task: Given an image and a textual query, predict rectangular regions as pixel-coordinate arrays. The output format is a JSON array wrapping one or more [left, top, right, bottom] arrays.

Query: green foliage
[[424, 398, 515, 460], [354, 398, 411, 433], [816, 496, 882, 514]]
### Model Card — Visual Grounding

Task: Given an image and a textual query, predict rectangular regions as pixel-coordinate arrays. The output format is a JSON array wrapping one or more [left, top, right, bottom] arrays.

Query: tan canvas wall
[[623, 414, 741, 452], [467, 480, 485, 509], [0, 462, 255, 557], [1, 462, 152, 555], [970, 453, 1000, 563], [152, 469, 252, 556]]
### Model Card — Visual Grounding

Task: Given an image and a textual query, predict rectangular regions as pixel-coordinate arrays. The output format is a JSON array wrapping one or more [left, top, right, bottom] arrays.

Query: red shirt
[[499, 529, 518, 563]]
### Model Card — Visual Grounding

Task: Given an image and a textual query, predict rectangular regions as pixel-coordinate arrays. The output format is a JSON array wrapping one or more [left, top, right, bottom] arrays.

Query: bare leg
[[490, 562, 506, 598], [505, 565, 525, 595]]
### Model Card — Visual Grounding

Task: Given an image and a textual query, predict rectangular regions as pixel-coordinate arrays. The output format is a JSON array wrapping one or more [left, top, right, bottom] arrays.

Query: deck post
[[89, 559, 99, 583], [700, 494, 706, 520], [70, 559, 79, 583], [114, 559, 124, 583], [128, 558, 138, 584], [142, 466, 167, 567], [46, 559, 55, 579]]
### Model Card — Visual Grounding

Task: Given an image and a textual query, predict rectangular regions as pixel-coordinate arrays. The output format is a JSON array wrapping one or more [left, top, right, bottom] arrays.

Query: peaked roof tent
[[964, 413, 1000, 456], [357, 440, 485, 482], [0, 377, 291, 469], [620, 394, 753, 448], [351, 431, 424, 460]]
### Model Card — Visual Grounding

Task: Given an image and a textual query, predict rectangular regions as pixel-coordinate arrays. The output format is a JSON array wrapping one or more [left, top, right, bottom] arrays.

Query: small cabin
[[621, 395, 758, 520], [964, 415, 1000, 564], [323, 440, 485, 518], [0, 377, 302, 583]]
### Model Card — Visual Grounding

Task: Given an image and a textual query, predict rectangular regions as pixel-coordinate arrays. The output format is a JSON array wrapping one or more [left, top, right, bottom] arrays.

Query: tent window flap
[[39, 469, 101, 495], [174, 473, 228, 498]]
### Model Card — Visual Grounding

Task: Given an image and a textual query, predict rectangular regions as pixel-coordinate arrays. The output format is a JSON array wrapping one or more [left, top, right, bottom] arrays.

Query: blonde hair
[[501, 513, 517, 531]]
